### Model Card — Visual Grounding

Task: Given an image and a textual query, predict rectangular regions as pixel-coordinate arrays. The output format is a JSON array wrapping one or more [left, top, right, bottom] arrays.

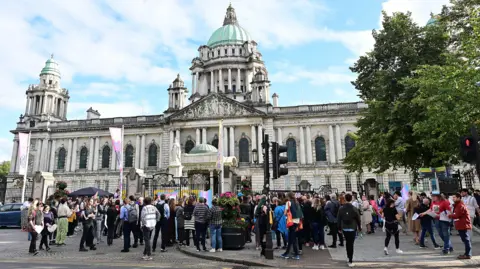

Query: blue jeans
[[311, 222, 325, 245], [436, 220, 452, 253], [28, 232, 32, 241], [210, 225, 222, 250], [458, 230, 472, 257], [420, 223, 438, 247]]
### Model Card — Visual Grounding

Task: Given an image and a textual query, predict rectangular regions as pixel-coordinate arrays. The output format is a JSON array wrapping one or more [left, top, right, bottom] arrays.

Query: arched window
[[286, 138, 297, 162], [57, 148, 66, 169], [185, 140, 195, 153], [315, 137, 327, 162], [239, 138, 249, 163], [125, 145, 134, 168], [148, 144, 158, 167], [102, 146, 110, 168], [79, 147, 88, 169], [345, 135, 356, 156], [212, 138, 219, 149]]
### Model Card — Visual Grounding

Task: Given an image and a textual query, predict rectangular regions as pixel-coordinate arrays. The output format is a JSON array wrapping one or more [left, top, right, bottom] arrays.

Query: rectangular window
[[224, 49, 227, 55], [232, 49, 235, 54], [224, 85, 228, 91], [240, 49, 242, 54], [345, 174, 352, 191], [388, 173, 395, 182], [241, 85, 244, 92], [104, 180, 110, 192], [232, 85, 236, 93], [356, 174, 362, 193], [325, 175, 331, 188], [49, 80, 52, 85], [376, 174, 384, 185]]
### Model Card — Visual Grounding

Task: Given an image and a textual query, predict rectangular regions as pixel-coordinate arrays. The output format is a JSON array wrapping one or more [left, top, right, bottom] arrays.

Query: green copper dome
[[426, 15, 440, 26], [189, 144, 218, 154], [40, 54, 61, 77], [207, 4, 251, 48]]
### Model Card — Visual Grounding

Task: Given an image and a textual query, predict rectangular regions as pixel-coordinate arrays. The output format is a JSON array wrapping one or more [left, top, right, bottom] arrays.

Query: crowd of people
[[20, 188, 480, 267]]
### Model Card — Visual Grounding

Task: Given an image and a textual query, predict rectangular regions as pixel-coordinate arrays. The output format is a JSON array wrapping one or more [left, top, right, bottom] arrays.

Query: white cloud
[[270, 62, 356, 86], [0, 137, 13, 163], [381, 0, 450, 26]]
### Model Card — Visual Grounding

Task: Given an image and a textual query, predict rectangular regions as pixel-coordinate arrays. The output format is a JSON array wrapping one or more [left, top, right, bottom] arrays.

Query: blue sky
[[0, 0, 448, 161]]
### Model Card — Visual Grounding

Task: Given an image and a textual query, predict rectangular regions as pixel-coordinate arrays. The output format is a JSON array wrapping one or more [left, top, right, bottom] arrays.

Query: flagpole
[[120, 125, 124, 202], [21, 131, 31, 203]]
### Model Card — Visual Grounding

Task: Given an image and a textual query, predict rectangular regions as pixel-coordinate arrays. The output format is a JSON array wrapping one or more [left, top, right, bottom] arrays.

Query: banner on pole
[[18, 132, 30, 176], [109, 127, 123, 171]]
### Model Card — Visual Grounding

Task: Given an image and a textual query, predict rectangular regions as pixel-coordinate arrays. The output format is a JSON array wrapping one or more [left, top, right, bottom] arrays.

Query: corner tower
[[24, 55, 70, 123]]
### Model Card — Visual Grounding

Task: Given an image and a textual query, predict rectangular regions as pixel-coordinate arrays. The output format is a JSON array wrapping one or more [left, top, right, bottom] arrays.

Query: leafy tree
[[0, 161, 10, 178], [403, 4, 480, 168], [343, 11, 449, 182]]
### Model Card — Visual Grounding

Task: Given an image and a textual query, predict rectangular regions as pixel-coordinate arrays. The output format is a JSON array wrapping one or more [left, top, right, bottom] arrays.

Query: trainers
[[457, 255, 471, 260], [396, 249, 403, 254], [348, 262, 355, 267], [280, 253, 289, 259], [419, 245, 427, 249], [218, 248, 223, 252], [312, 245, 319, 250], [209, 249, 216, 253], [434, 245, 442, 250], [142, 256, 148, 260], [328, 244, 337, 248], [384, 247, 389, 255], [320, 245, 325, 250], [292, 255, 300, 260]]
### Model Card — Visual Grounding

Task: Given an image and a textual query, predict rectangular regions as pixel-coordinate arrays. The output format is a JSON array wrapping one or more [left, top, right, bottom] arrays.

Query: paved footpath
[[327, 231, 480, 268], [0, 228, 232, 269]]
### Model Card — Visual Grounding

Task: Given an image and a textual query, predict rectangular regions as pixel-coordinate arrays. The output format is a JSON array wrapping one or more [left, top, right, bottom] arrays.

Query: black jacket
[[337, 203, 361, 231], [415, 203, 433, 227]]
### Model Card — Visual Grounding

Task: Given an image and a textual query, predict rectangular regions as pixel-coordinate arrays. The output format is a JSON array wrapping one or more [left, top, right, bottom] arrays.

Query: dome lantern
[[40, 54, 61, 78], [207, 4, 251, 48]]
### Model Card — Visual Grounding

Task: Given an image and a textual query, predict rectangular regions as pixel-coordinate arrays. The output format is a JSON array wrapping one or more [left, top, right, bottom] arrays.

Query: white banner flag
[[18, 132, 30, 176], [109, 127, 123, 171], [216, 120, 223, 169]]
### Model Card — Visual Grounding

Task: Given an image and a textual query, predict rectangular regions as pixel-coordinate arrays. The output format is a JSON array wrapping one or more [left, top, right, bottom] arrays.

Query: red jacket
[[449, 201, 471, 231]]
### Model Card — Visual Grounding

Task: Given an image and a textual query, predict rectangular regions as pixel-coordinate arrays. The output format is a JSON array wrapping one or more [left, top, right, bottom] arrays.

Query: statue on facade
[[170, 137, 181, 165]]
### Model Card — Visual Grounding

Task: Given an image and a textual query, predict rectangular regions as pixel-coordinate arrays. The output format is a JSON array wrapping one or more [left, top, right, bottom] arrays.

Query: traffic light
[[460, 136, 478, 163], [271, 142, 288, 179]]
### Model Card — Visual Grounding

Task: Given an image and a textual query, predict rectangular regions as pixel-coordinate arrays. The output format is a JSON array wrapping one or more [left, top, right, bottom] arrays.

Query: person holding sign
[[429, 193, 453, 255], [416, 198, 441, 249]]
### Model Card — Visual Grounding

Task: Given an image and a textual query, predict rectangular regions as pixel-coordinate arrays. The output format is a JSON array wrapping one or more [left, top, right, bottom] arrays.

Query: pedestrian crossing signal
[[460, 136, 477, 163]]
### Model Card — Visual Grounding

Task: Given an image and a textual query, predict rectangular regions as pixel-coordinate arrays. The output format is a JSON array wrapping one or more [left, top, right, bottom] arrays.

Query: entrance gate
[[144, 173, 212, 199]]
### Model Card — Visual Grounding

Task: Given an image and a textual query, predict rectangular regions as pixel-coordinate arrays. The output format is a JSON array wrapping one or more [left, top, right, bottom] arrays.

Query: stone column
[[228, 68, 232, 91], [49, 139, 56, 172], [306, 126, 313, 164], [65, 139, 72, 172], [191, 73, 195, 94], [195, 72, 199, 94], [223, 127, 228, 157], [251, 125, 257, 164], [93, 137, 100, 171], [257, 126, 263, 164], [202, 128, 207, 144], [247, 70, 252, 92], [210, 71, 214, 93], [175, 129, 181, 145], [135, 135, 140, 169], [219, 69, 223, 92], [30, 97, 35, 115], [335, 125, 343, 162], [140, 135, 146, 169], [71, 138, 78, 171], [237, 68, 241, 92], [328, 125, 336, 164], [10, 140, 18, 173], [299, 126, 306, 164], [229, 126, 234, 156], [196, 129, 201, 145], [33, 139, 41, 172], [40, 96, 45, 114], [88, 137, 94, 171], [41, 138, 49, 170], [169, 130, 174, 156]]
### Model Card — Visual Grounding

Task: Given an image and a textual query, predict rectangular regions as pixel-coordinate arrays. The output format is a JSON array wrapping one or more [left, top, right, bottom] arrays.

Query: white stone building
[[5, 4, 414, 202]]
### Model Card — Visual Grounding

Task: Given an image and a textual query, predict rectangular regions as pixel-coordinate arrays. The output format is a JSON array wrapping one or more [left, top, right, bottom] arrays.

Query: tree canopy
[[0, 161, 10, 178], [344, 0, 480, 183]]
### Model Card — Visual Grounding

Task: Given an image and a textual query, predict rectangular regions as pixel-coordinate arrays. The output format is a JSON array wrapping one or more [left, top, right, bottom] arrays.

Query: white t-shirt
[[462, 195, 478, 218]]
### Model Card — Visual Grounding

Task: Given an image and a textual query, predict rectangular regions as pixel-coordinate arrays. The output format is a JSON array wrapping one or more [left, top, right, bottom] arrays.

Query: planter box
[[221, 227, 245, 250]]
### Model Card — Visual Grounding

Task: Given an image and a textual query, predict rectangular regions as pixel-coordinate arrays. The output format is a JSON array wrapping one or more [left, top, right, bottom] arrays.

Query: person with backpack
[[337, 193, 362, 268], [152, 194, 170, 253], [141, 197, 161, 261], [128, 196, 140, 248], [325, 194, 344, 248], [119, 198, 132, 253]]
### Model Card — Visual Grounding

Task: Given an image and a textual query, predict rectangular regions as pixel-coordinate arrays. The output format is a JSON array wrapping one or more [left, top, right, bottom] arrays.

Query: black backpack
[[156, 203, 166, 220]]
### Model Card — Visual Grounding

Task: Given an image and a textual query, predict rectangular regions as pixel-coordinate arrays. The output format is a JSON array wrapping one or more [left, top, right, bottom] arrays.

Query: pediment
[[168, 93, 265, 121]]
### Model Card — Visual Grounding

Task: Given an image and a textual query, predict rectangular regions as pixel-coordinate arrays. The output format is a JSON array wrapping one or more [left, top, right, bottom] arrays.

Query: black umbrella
[[68, 187, 112, 197]]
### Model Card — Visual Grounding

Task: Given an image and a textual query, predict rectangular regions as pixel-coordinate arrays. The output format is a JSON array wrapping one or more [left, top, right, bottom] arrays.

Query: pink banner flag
[[18, 132, 30, 176], [109, 127, 123, 171]]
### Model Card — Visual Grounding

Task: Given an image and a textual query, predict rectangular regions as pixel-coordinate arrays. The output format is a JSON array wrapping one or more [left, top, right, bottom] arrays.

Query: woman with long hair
[[311, 198, 327, 250], [27, 201, 42, 255], [39, 205, 53, 251], [382, 199, 403, 255], [167, 198, 177, 245], [273, 198, 287, 249], [79, 199, 97, 252], [361, 195, 373, 234], [281, 192, 303, 260], [405, 191, 421, 244], [106, 201, 118, 246], [184, 196, 196, 247]]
